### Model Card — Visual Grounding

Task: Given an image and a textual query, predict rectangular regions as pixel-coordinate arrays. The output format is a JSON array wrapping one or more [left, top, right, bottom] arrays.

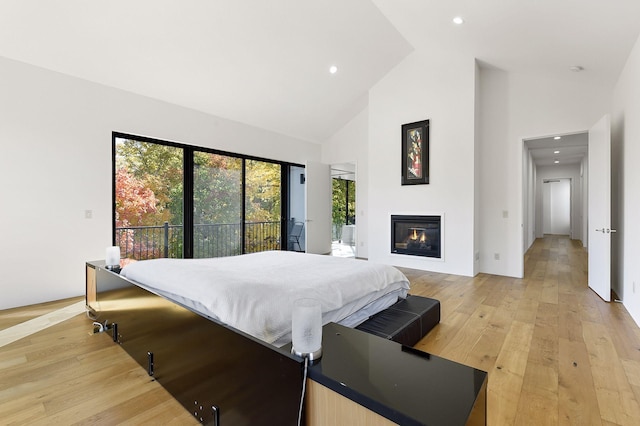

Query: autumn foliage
[[115, 167, 158, 228]]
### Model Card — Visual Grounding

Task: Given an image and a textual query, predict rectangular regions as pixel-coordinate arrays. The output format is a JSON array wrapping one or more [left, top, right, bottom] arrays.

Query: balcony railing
[[116, 221, 281, 260]]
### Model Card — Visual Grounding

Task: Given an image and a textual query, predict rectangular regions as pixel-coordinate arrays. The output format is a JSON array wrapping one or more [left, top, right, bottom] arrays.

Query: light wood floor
[[407, 236, 640, 425], [1, 235, 639, 424]]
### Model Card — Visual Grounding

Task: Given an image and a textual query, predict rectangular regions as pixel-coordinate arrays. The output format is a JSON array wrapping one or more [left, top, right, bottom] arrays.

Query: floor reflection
[[331, 241, 356, 258]]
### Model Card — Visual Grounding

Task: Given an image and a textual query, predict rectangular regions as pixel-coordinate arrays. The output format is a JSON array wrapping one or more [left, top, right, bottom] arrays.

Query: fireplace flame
[[409, 228, 428, 243]]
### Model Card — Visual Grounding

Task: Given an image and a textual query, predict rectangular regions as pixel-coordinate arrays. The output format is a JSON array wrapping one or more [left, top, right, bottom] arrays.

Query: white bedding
[[119, 251, 409, 346]]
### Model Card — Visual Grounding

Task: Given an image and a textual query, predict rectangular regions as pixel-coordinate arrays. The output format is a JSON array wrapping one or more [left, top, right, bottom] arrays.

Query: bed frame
[[86, 260, 485, 425], [87, 262, 302, 425]]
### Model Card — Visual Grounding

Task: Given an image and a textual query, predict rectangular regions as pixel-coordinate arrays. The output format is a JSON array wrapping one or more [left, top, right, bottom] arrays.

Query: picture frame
[[401, 119, 429, 185]]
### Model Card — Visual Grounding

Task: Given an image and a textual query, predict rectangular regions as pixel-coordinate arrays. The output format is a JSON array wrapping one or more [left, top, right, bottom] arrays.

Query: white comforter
[[120, 251, 409, 346]]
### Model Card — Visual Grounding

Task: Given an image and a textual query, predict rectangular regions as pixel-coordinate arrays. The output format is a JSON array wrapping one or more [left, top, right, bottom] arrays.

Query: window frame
[[112, 131, 301, 258]]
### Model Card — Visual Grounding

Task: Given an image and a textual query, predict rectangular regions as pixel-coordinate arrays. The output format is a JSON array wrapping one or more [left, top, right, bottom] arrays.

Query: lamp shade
[[291, 298, 322, 360], [105, 246, 121, 269]]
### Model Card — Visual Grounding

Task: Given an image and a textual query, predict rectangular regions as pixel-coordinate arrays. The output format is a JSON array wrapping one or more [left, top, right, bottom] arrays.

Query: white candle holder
[[105, 246, 121, 270], [291, 298, 323, 360]]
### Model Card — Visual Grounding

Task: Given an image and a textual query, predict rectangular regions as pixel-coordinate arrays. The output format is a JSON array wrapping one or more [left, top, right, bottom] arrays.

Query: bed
[[118, 250, 410, 347], [86, 255, 482, 425]]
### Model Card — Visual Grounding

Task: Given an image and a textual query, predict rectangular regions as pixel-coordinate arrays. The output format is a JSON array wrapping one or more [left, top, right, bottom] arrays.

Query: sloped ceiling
[[1, 1, 639, 145], [374, 0, 640, 86]]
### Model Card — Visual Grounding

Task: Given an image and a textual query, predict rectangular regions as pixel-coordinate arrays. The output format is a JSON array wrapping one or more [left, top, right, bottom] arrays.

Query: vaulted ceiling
[[1, 1, 639, 145]]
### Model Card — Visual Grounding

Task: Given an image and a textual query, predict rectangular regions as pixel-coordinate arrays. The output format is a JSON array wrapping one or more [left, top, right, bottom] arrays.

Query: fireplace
[[391, 215, 441, 258]]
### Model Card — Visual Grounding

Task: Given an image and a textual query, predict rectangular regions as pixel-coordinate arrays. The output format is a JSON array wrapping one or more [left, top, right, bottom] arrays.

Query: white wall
[[367, 48, 477, 276], [536, 165, 583, 241], [612, 33, 640, 325], [0, 56, 320, 310], [477, 67, 512, 274], [322, 106, 369, 258], [478, 68, 611, 277]]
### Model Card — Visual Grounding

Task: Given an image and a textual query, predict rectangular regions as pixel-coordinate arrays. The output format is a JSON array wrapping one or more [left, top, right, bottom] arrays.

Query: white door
[[544, 180, 571, 235], [305, 161, 332, 254], [588, 114, 612, 301]]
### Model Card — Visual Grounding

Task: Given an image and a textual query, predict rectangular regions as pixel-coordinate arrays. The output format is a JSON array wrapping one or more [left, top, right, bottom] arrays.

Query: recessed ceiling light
[[554, 160, 560, 164], [329, 65, 338, 74], [554, 136, 561, 140], [554, 150, 560, 154], [453, 16, 464, 25], [569, 65, 584, 72]]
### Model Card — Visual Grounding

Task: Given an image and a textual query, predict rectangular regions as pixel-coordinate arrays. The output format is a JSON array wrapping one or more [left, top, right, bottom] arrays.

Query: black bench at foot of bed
[[355, 294, 441, 346]]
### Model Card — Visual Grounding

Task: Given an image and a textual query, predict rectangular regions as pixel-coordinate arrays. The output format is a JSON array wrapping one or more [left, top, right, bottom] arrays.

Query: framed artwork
[[401, 119, 429, 185]]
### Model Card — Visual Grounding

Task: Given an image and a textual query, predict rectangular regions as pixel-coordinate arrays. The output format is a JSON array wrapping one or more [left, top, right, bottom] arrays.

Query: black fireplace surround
[[391, 215, 441, 258]]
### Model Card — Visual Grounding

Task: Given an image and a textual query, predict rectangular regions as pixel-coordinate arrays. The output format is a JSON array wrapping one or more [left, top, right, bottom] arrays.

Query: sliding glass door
[[245, 159, 282, 253], [114, 137, 184, 259], [332, 177, 356, 242], [113, 132, 292, 260], [193, 152, 242, 258]]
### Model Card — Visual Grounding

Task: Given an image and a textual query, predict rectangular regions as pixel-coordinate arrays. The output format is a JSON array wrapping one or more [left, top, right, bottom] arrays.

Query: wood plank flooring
[[405, 235, 640, 425], [0, 299, 197, 425], [0, 300, 86, 349], [0, 296, 86, 331], [0, 235, 639, 424]]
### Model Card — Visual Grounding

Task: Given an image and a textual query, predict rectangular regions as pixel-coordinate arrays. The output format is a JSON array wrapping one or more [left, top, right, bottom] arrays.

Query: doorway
[[523, 132, 588, 252], [331, 163, 356, 257], [288, 165, 306, 251], [523, 118, 615, 302], [543, 178, 571, 236]]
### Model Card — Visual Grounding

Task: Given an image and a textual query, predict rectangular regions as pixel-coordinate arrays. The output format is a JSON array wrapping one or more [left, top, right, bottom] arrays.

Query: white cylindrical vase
[[291, 298, 322, 360]]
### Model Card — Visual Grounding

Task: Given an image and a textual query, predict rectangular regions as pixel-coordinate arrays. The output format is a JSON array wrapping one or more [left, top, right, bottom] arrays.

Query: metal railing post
[[164, 221, 169, 258]]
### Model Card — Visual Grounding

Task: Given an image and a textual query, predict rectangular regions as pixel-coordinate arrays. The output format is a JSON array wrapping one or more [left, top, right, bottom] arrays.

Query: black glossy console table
[[305, 323, 487, 425]]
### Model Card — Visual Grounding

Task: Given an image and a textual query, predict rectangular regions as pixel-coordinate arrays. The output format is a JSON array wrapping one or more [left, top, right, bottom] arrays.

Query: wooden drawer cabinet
[[85, 263, 97, 309]]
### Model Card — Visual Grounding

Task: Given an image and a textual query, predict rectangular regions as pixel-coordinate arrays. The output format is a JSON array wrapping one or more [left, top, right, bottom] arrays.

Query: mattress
[[120, 251, 410, 347]]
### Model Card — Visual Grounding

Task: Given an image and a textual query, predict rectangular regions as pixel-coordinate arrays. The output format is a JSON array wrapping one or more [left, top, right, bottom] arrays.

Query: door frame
[[520, 116, 613, 301]]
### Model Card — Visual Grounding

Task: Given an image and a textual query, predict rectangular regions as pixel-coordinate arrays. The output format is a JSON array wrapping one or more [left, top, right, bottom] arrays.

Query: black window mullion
[[345, 180, 349, 225], [241, 159, 246, 254], [280, 166, 289, 250], [183, 148, 194, 258], [111, 133, 117, 246]]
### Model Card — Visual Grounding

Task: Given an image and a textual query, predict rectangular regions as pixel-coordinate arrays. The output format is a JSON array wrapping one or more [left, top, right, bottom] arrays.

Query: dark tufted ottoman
[[355, 295, 441, 346]]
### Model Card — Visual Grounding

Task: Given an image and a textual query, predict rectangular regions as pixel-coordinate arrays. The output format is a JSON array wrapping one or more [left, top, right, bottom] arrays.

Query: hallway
[[404, 235, 640, 425]]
